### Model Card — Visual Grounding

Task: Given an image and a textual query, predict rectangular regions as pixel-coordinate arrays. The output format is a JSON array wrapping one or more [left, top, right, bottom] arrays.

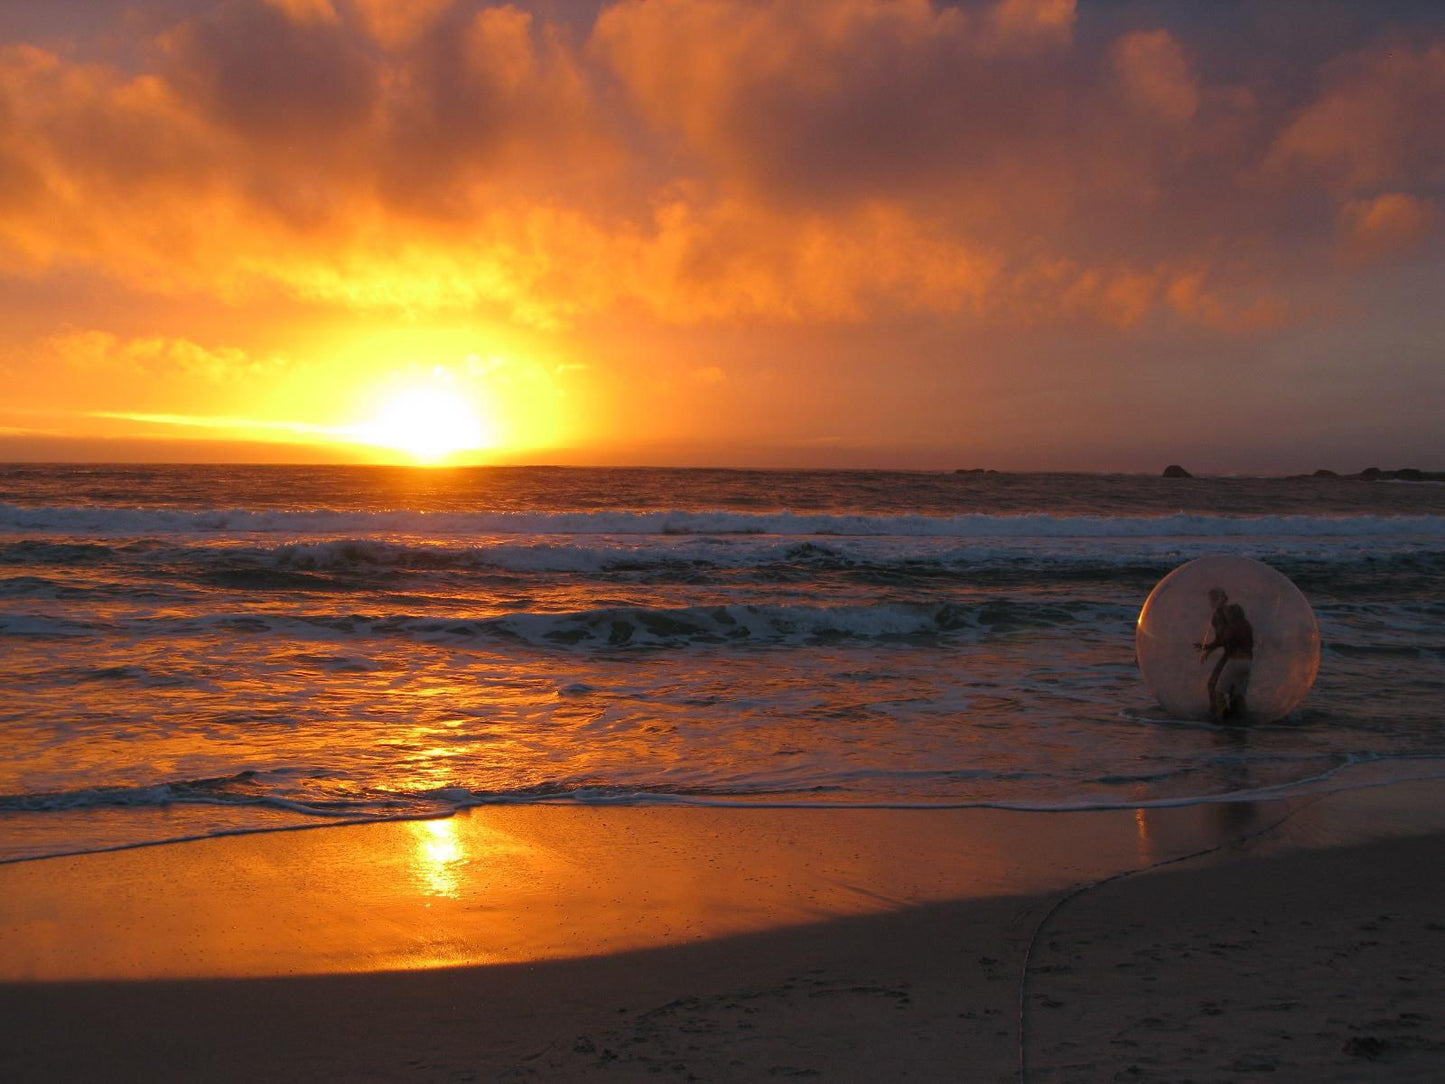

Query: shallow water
[[2, 465, 1442, 861]]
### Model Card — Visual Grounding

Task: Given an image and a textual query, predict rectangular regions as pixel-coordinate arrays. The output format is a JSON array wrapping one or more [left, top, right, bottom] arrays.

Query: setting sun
[[355, 384, 494, 463]]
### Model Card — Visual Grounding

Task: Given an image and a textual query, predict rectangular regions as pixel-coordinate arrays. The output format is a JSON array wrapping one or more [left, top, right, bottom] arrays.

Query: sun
[[357, 384, 493, 463]]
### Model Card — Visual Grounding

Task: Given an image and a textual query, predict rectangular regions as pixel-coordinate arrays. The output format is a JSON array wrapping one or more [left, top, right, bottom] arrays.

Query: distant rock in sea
[[954, 468, 998, 474], [1299, 467, 1442, 482], [1354, 467, 1439, 482], [1162, 465, 1193, 478]]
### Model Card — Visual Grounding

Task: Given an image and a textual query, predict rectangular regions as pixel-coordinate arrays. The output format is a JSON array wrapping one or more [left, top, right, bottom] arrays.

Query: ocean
[[2, 464, 1442, 864]]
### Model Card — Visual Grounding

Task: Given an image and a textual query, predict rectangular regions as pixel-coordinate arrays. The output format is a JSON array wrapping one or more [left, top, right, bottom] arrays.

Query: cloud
[[1339, 192, 1440, 263], [373, 3, 609, 209], [1269, 40, 1445, 195], [87, 409, 349, 441], [1164, 271, 1291, 334], [626, 196, 1001, 322], [1111, 30, 1198, 124], [163, 0, 380, 148], [0, 326, 304, 441], [44, 329, 284, 382], [593, 0, 1080, 208], [0, 0, 1438, 340], [349, 0, 453, 48], [260, 0, 338, 25]]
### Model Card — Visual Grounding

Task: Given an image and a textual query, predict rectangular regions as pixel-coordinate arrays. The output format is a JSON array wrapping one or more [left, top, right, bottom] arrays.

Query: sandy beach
[[2, 776, 1443, 1082]]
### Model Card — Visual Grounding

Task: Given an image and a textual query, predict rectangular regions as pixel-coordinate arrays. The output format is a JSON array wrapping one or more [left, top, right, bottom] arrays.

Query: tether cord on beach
[[1013, 795, 1326, 1084]]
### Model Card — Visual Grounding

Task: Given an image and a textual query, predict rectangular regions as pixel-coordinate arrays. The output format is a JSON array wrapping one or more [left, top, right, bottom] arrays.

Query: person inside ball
[[1195, 589, 1255, 721]]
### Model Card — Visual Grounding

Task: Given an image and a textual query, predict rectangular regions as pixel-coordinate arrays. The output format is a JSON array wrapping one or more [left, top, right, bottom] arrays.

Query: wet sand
[[1, 777, 1443, 1081]]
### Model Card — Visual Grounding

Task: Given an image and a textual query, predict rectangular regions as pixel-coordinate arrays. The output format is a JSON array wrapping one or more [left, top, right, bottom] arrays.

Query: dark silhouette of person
[[1198, 588, 1230, 644], [1195, 589, 1254, 721]]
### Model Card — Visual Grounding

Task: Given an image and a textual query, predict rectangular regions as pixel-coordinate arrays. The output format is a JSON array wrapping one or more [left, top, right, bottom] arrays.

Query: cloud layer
[[0, 1, 1441, 469], [0, 0, 1438, 331]]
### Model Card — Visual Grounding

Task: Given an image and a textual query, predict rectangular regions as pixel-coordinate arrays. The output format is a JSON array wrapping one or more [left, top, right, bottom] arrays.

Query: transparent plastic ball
[[1136, 555, 1320, 723]]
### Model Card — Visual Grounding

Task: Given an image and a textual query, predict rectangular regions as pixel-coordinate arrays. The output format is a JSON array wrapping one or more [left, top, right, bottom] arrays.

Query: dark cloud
[[372, 3, 608, 209], [593, 0, 1081, 211], [163, 0, 380, 144]]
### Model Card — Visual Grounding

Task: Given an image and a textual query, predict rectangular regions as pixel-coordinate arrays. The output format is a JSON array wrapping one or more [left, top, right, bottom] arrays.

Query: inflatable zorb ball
[[1136, 555, 1320, 723]]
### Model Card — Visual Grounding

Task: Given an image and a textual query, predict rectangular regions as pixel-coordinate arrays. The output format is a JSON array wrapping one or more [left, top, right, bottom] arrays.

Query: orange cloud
[[261, 0, 338, 25], [593, 0, 1078, 206], [0, 0, 1437, 345], [0, 327, 289, 438], [2, 329, 291, 414], [350, 0, 452, 48], [1270, 41, 1445, 195], [1339, 192, 1440, 263], [1165, 271, 1291, 334], [48, 330, 264, 379], [1112, 30, 1198, 124]]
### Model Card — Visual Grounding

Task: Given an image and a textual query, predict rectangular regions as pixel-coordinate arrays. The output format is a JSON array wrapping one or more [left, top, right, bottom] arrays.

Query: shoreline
[[9, 753, 1445, 871], [1, 770, 1441, 985], [2, 779, 1443, 1080]]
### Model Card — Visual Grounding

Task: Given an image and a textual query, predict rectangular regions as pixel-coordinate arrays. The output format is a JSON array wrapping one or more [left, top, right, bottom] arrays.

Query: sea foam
[[3, 501, 1443, 539]]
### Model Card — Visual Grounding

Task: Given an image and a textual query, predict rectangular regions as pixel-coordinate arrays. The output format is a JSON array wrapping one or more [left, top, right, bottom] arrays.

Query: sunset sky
[[0, 0, 1440, 472]]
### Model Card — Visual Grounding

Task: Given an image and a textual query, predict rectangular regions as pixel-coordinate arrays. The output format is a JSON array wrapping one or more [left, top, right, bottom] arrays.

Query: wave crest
[[4, 501, 1442, 540]]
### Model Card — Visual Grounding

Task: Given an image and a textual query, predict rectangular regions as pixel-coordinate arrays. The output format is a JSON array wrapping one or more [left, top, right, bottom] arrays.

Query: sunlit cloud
[[84, 405, 489, 464], [86, 410, 347, 438], [46, 331, 286, 382], [1111, 30, 1198, 124], [3, 0, 1435, 334], [0, 0, 1441, 469], [1268, 41, 1445, 195], [1339, 192, 1440, 264]]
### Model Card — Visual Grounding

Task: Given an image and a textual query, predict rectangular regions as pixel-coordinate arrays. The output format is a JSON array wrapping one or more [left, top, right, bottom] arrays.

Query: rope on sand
[[1014, 797, 1324, 1084]]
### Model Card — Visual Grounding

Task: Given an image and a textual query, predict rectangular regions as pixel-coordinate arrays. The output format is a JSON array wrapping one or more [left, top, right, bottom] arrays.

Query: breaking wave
[[3, 501, 1442, 540], [0, 598, 1126, 647]]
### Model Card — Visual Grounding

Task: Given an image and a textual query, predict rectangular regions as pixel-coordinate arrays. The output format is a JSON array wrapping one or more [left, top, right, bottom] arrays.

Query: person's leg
[[1207, 657, 1227, 720], [1220, 660, 1251, 721]]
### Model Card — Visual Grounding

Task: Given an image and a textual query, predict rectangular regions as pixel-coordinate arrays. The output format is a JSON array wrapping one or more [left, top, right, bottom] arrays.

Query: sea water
[[1, 464, 1442, 863]]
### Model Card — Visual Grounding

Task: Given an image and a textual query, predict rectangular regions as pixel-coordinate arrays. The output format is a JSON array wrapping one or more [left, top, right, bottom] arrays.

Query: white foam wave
[[167, 598, 1108, 648], [9, 756, 1444, 867], [2, 502, 1442, 541]]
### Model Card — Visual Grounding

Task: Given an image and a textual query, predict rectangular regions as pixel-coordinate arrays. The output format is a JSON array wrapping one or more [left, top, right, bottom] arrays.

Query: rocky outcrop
[[1358, 467, 1432, 481], [1162, 464, 1193, 478], [1309, 467, 1443, 482]]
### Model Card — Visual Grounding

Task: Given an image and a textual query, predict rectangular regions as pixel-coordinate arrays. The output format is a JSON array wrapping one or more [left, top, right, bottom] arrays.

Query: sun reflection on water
[[411, 817, 464, 899]]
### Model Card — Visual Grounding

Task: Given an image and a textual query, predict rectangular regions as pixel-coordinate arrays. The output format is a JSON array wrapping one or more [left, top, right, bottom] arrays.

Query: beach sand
[[1, 776, 1442, 1082]]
